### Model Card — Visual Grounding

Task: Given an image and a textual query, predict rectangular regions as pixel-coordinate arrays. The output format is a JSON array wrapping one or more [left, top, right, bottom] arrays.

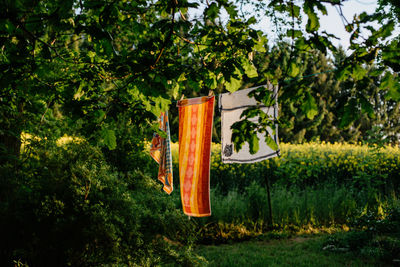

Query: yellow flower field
[[171, 142, 400, 191]]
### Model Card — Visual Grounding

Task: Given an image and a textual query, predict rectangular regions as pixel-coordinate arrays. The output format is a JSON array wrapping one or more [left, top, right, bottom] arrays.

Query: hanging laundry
[[219, 83, 280, 164], [150, 111, 173, 194], [177, 95, 215, 217]]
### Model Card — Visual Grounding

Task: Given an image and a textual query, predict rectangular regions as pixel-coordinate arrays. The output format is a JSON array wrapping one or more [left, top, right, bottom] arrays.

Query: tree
[[229, 0, 400, 149], [0, 0, 267, 165], [1, 0, 400, 264], [1, 0, 400, 160], [251, 44, 400, 144]]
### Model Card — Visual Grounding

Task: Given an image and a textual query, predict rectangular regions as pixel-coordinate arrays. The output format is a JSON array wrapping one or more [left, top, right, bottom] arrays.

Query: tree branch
[[150, 2, 176, 70]]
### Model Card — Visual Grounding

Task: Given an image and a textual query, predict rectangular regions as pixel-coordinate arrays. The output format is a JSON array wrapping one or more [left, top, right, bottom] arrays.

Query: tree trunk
[[0, 132, 21, 165], [0, 102, 23, 166]]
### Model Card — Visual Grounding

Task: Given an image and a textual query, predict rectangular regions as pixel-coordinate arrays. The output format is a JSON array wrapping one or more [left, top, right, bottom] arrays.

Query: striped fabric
[[177, 96, 215, 217], [149, 111, 173, 194]]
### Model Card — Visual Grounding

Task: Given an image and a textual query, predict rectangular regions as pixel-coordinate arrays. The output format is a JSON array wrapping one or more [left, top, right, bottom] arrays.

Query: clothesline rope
[[282, 69, 336, 83]]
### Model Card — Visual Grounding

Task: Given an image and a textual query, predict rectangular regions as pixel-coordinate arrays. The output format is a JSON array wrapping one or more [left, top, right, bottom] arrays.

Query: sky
[[317, 0, 378, 50], [253, 0, 379, 51], [189, 0, 398, 52]]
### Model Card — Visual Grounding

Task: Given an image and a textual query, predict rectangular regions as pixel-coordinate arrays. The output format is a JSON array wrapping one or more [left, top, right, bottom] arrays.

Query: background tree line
[[252, 44, 400, 144]]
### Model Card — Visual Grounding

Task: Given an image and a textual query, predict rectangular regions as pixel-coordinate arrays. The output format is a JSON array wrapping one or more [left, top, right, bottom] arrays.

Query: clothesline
[[282, 69, 336, 83], [151, 85, 280, 217]]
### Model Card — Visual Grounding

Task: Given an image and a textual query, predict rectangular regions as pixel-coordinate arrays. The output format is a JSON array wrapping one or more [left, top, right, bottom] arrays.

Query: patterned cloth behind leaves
[[177, 96, 215, 217], [150, 111, 173, 194]]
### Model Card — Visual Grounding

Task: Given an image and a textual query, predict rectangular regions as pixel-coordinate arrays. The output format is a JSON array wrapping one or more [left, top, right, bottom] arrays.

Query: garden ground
[[193, 233, 385, 267]]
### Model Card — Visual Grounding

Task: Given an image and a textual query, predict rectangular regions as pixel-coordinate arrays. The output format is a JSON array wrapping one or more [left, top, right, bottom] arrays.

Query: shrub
[[323, 201, 400, 263], [0, 141, 197, 266]]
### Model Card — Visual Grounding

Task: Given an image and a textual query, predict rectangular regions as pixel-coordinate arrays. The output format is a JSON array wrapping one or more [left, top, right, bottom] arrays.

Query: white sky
[[253, 0, 379, 51], [317, 0, 378, 50], [189, 0, 398, 52]]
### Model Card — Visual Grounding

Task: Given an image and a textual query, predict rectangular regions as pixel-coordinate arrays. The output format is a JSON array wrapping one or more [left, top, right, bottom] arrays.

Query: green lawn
[[194, 235, 381, 267]]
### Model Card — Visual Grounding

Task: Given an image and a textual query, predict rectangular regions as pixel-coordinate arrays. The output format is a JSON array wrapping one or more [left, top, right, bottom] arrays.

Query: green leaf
[[225, 67, 242, 93], [148, 96, 171, 117], [188, 79, 201, 92], [373, 20, 394, 40], [315, 2, 327, 15], [171, 82, 179, 99], [247, 17, 257, 25], [383, 74, 400, 101], [288, 62, 300, 77], [248, 134, 259, 155], [301, 92, 318, 120], [380, 73, 393, 88], [205, 71, 217, 89], [101, 129, 117, 150], [226, 76, 241, 93], [206, 3, 219, 20], [93, 110, 106, 123], [205, 77, 217, 89], [74, 82, 85, 100], [224, 4, 238, 18], [243, 60, 258, 78], [386, 84, 400, 101], [339, 99, 359, 128], [265, 135, 278, 151], [295, 37, 310, 51], [240, 107, 260, 119], [345, 24, 353, 33], [336, 65, 351, 81], [254, 36, 267, 53], [352, 64, 367, 81], [359, 95, 375, 119], [291, 5, 301, 18], [304, 4, 320, 32], [178, 73, 186, 82], [3, 20, 15, 34], [286, 29, 303, 38], [88, 51, 96, 59]]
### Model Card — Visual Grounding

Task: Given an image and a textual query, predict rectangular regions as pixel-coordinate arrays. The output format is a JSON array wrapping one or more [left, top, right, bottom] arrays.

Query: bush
[[0, 141, 198, 266], [323, 202, 400, 263]]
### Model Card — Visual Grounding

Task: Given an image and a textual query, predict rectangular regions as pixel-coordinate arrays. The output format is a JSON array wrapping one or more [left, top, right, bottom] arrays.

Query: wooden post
[[265, 175, 273, 227]]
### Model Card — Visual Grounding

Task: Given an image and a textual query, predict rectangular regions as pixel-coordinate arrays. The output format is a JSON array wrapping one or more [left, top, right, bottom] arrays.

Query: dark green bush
[[0, 141, 197, 266], [323, 202, 400, 263]]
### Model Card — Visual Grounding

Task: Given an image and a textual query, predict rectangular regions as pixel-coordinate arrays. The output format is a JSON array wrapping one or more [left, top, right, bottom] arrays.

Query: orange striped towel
[[150, 111, 173, 194], [177, 96, 215, 217]]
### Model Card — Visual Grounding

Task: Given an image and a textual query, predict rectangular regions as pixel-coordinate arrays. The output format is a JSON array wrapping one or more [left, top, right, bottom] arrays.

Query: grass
[[205, 183, 386, 229], [195, 234, 380, 267]]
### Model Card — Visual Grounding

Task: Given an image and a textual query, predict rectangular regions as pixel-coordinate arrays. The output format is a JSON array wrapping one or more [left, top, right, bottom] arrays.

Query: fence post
[[265, 175, 273, 227]]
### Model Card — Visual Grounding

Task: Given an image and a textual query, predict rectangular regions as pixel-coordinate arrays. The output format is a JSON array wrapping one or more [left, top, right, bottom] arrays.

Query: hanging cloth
[[219, 83, 280, 164], [150, 111, 174, 194], [177, 95, 215, 217]]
